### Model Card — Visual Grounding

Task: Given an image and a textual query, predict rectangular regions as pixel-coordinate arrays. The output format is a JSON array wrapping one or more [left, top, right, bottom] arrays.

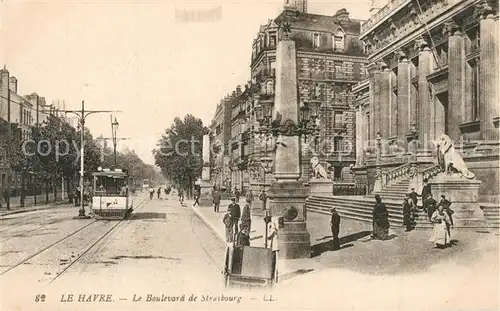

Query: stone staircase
[[372, 178, 411, 202], [481, 204, 500, 229], [306, 195, 432, 229]]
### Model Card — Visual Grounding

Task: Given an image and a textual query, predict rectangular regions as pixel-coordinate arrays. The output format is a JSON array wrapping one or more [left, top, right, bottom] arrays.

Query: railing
[[361, 0, 407, 34], [381, 162, 412, 188], [332, 183, 367, 196], [422, 163, 442, 181]]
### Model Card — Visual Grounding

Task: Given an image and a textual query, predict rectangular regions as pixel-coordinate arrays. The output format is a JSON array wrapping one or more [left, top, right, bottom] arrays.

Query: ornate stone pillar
[[199, 132, 213, 206], [397, 50, 410, 141], [268, 37, 310, 259], [367, 62, 380, 141], [446, 20, 466, 141], [355, 104, 364, 166], [476, 2, 499, 140], [379, 62, 392, 139], [416, 37, 434, 142]]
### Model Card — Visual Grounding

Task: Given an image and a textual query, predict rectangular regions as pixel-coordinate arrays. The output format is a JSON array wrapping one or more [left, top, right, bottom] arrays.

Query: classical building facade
[[247, 2, 367, 192], [353, 0, 499, 203]]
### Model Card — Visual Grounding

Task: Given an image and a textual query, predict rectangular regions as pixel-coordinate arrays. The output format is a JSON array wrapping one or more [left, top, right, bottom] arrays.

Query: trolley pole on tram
[[61, 101, 120, 218]]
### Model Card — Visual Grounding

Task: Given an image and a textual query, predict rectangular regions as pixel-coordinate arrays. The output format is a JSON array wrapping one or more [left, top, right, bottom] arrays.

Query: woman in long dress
[[372, 195, 390, 240], [429, 205, 451, 248]]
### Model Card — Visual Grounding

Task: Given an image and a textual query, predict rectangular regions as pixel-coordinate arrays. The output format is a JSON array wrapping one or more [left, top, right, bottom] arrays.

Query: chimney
[[335, 8, 350, 24], [9, 77, 17, 93]]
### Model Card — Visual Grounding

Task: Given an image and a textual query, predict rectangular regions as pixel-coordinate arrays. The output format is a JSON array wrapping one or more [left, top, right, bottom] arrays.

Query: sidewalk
[[0, 200, 69, 217], [190, 199, 327, 277]]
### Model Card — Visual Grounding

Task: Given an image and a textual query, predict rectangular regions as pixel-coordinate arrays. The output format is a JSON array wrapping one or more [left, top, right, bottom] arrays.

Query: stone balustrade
[[381, 161, 412, 188]]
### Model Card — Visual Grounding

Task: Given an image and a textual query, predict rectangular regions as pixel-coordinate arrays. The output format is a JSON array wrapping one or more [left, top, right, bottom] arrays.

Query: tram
[[91, 167, 134, 220]]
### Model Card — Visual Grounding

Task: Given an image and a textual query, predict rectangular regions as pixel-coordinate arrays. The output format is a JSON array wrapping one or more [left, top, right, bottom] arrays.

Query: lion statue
[[436, 134, 475, 179], [310, 156, 328, 179]]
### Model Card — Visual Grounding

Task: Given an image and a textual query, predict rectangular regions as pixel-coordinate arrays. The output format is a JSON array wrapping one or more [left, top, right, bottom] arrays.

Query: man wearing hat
[[228, 197, 241, 237], [330, 207, 341, 250]]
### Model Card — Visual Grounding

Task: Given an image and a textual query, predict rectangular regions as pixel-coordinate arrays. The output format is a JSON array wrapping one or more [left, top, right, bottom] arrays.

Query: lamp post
[[62, 101, 120, 218]]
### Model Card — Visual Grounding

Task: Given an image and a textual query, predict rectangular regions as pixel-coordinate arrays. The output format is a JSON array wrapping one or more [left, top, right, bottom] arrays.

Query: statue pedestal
[[199, 181, 213, 207], [268, 180, 311, 259], [309, 179, 333, 197], [430, 174, 487, 228]]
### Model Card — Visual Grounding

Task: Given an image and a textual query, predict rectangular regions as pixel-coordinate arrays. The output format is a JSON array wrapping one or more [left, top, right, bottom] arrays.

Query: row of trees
[[0, 116, 156, 208], [154, 114, 206, 198]]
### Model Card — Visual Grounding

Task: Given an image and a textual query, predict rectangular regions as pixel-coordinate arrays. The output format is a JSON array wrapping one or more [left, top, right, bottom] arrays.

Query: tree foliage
[[154, 114, 205, 192]]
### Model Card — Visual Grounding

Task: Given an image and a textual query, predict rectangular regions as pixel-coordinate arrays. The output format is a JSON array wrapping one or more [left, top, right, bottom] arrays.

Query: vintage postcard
[[0, 0, 499, 310]]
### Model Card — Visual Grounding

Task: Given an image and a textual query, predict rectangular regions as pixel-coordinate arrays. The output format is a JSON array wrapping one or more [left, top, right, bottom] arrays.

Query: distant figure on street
[[408, 188, 419, 208], [425, 193, 437, 222], [267, 218, 279, 283], [212, 189, 221, 213], [421, 178, 432, 204], [330, 208, 341, 250], [74, 187, 81, 206], [228, 197, 241, 237], [236, 223, 250, 246], [245, 188, 254, 209], [402, 194, 413, 232], [429, 204, 451, 249], [259, 189, 267, 211], [149, 187, 154, 200], [372, 195, 390, 240], [241, 197, 252, 232], [193, 189, 200, 207], [178, 188, 184, 204], [157, 187, 161, 199], [234, 187, 240, 203], [223, 211, 234, 243]]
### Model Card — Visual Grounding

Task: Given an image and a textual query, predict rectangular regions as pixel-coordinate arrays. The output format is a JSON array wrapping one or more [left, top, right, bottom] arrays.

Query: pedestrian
[[267, 218, 279, 283], [438, 195, 454, 240], [330, 207, 341, 250], [408, 188, 419, 208], [429, 204, 452, 249], [372, 195, 390, 240], [163, 187, 168, 198], [149, 187, 154, 200], [245, 188, 253, 209], [425, 193, 437, 222], [193, 189, 201, 207], [223, 211, 234, 243], [212, 189, 221, 213], [228, 197, 241, 237], [402, 195, 413, 232], [259, 189, 267, 211], [178, 188, 184, 204], [241, 197, 251, 233], [234, 187, 240, 203], [421, 178, 432, 204], [157, 187, 161, 199], [74, 187, 81, 206], [236, 223, 250, 246]]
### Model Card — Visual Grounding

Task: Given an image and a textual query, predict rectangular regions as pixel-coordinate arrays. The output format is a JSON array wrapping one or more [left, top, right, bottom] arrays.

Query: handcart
[[223, 244, 278, 289]]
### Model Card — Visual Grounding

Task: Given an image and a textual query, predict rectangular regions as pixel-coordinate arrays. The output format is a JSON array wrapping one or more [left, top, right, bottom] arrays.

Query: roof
[[274, 11, 362, 35], [93, 170, 128, 178]]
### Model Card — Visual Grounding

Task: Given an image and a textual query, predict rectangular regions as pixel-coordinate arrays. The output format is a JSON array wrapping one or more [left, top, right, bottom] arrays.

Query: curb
[[0, 202, 70, 217], [191, 205, 227, 245]]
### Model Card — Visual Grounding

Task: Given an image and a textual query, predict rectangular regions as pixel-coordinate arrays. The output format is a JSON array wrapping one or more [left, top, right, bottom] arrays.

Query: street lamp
[[111, 116, 119, 166]]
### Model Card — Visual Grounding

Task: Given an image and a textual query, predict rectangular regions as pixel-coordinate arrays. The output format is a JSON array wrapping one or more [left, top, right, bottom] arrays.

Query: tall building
[[247, 3, 367, 192], [210, 93, 233, 191], [353, 0, 499, 203]]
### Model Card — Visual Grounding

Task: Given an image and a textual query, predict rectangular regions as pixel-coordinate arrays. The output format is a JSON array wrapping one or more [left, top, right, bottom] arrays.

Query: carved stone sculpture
[[436, 134, 475, 179], [310, 156, 328, 179]]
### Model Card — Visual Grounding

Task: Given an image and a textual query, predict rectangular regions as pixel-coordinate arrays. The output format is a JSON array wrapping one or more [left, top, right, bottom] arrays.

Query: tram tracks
[[0, 197, 148, 283], [189, 213, 225, 271]]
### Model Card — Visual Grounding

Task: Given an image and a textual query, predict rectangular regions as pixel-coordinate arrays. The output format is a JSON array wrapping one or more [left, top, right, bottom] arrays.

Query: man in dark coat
[[259, 189, 267, 211], [212, 189, 221, 213], [228, 197, 241, 236], [438, 195, 454, 237], [330, 208, 341, 250], [425, 193, 437, 222], [408, 188, 419, 208], [372, 195, 390, 240], [402, 195, 413, 232]]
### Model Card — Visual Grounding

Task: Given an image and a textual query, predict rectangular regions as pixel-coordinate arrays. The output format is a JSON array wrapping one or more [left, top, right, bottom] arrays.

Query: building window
[[333, 166, 342, 181], [333, 35, 344, 51], [333, 136, 344, 152], [313, 33, 320, 48], [334, 111, 343, 129], [269, 32, 276, 47]]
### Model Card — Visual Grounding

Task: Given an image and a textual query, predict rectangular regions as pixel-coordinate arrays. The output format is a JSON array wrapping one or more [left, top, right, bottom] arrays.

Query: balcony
[[255, 68, 276, 82], [361, 0, 410, 36]]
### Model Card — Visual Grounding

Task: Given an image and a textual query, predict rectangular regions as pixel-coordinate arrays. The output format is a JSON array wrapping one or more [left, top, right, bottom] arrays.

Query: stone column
[[268, 37, 310, 259], [397, 53, 410, 142], [355, 104, 364, 166], [199, 133, 213, 206], [367, 63, 380, 141], [416, 37, 434, 142], [379, 63, 392, 139], [446, 20, 465, 141], [477, 3, 499, 140]]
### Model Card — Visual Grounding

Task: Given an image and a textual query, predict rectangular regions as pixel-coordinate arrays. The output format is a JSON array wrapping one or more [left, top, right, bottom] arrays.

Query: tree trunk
[[53, 177, 58, 203], [45, 180, 49, 204], [20, 171, 25, 207], [33, 175, 37, 206], [67, 178, 73, 204]]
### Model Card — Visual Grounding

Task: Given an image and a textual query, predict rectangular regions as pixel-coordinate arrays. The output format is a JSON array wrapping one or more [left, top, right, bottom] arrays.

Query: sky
[[1, 0, 371, 165]]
